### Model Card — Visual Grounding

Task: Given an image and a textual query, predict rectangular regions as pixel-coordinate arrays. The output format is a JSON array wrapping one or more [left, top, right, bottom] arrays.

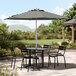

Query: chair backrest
[[19, 48, 29, 56], [43, 44, 51, 54], [10, 47, 15, 56], [10, 47, 14, 51], [58, 46, 66, 55], [43, 44, 51, 48]]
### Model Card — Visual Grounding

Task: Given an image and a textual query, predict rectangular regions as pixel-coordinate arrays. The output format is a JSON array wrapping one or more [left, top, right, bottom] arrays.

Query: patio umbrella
[[5, 9, 67, 48]]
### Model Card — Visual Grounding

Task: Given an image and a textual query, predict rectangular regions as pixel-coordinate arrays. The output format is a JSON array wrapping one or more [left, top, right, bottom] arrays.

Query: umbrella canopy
[[63, 19, 76, 25], [6, 9, 67, 48], [6, 9, 67, 20]]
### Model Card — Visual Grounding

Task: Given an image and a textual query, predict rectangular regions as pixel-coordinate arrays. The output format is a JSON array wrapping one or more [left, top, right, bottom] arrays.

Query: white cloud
[[0, 14, 8, 20], [54, 3, 73, 15], [67, 3, 73, 9], [54, 6, 65, 15], [0, 14, 51, 29]]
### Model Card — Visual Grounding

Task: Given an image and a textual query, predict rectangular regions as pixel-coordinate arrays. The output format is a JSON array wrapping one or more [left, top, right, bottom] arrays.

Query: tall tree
[[49, 20, 66, 34], [0, 23, 8, 34], [64, 3, 76, 19], [37, 24, 49, 35]]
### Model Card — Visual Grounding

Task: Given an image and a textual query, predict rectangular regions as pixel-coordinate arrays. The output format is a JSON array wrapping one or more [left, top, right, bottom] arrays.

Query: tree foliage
[[11, 30, 23, 35], [37, 3, 76, 39], [37, 24, 49, 35], [0, 23, 8, 35], [49, 20, 66, 34], [64, 3, 76, 19], [0, 23, 9, 40]]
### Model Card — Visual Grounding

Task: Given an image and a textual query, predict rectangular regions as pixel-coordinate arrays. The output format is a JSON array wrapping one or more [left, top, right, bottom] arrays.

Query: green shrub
[[46, 34, 56, 39], [67, 44, 71, 49], [66, 43, 76, 49], [0, 65, 17, 76], [0, 48, 7, 57], [0, 40, 11, 49], [51, 42, 59, 48], [46, 34, 62, 39], [14, 48, 21, 55], [5, 50, 12, 56], [10, 33, 20, 40], [23, 31, 35, 40], [56, 34, 62, 39], [37, 34, 44, 39], [70, 43, 76, 49], [14, 42, 26, 48], [26, 44, 41, 48], [4, 48, 21, 56], [61, 42, 69, 46]]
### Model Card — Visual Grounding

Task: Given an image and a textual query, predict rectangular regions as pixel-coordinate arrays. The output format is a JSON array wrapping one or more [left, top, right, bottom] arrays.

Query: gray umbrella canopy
[[6, 9, 67, 48], [6, 9, 67, 20], [63, 19, 76, 25]]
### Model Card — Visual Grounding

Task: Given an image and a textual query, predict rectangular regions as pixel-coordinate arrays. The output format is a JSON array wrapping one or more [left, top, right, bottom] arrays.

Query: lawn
[[18, 39, 68, 45]]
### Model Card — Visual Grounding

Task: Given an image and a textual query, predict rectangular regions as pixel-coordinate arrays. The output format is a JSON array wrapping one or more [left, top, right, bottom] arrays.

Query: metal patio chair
[[10, 47, 16, 69], [57, 46, 66, 68], [20, 48, 40, 72], [48, 46, 66, 68]]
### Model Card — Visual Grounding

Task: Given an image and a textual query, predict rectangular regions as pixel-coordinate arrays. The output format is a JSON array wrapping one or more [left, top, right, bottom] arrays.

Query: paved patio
[[0, 50, 76, 76]]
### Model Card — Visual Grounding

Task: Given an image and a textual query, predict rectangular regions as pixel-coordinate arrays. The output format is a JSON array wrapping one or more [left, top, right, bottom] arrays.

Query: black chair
[[57, 46, 66, 68], [43, 44, 51, 48], [20, 48, 40, 72], [48, 46, 66, 68], [43, 44, 51, 66], [43, 44, 51, 53], [20, 48, 33, 70], [48, 51, 58, 68], [10, 47, 16, 69], [32, 52, 40, 71]]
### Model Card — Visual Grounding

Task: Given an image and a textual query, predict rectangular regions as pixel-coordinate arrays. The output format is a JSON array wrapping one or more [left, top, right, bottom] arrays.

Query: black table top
[[22, 47, 52, 50]]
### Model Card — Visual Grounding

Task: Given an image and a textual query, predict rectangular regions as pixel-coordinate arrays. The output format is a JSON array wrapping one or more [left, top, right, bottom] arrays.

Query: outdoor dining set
[[6, 8, 67, 72], [10, 45, 66, 72]]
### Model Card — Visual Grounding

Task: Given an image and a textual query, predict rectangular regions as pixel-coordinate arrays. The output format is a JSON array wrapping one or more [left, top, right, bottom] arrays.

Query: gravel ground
[[0, 50, 76, 76]]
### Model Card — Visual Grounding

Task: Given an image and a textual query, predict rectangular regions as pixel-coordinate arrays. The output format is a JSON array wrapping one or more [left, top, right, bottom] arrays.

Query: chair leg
[[57, 56, 59, 66], [21, 58, 24, 70], [48, 56, 51, 67], [38, 58, 40, 65], [54, 57, 56, 68], [13, 57, 16, 69], [27, 58, 30, 72], [33, 59, 35, 71], [63, 56, 66, 68], [38, 59, 40, 70], [25, 59, 27, 67], [36, 59, 37, 67], [27, 66, 29, 72], [11, 57, 13, 68], [27, 59, 29, 72], [33, 58, 40, 71]]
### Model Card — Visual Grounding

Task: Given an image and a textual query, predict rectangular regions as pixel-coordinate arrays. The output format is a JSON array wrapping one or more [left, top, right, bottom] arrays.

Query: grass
[[18, 39, 68, 45]]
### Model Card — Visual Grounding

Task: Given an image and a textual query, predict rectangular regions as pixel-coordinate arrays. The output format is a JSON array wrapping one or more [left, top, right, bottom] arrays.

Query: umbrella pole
[[36, 20, 37, 49]]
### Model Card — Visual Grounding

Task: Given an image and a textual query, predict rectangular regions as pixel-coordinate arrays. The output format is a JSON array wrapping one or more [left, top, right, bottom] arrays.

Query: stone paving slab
[[0, 51, 76, 76]]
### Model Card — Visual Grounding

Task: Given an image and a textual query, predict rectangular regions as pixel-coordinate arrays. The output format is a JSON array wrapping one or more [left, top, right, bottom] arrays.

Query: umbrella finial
[[30, 8, 44, 12]]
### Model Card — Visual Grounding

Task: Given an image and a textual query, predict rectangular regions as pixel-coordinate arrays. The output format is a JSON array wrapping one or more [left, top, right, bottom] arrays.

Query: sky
[[0, 0, 76, 29]]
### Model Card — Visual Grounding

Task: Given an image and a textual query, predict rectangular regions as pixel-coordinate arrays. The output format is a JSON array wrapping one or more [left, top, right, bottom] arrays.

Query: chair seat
[[49, 53, 57, 57], [48, 46, 66, 68], [36, 53, 42, 55], [33, 56, 39, 59], [57, 53, 63, 56], [23, 55, 33, 58]]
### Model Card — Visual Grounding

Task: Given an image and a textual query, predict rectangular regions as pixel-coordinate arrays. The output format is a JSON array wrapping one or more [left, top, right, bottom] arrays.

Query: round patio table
[[24, 47, 52, 67]]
